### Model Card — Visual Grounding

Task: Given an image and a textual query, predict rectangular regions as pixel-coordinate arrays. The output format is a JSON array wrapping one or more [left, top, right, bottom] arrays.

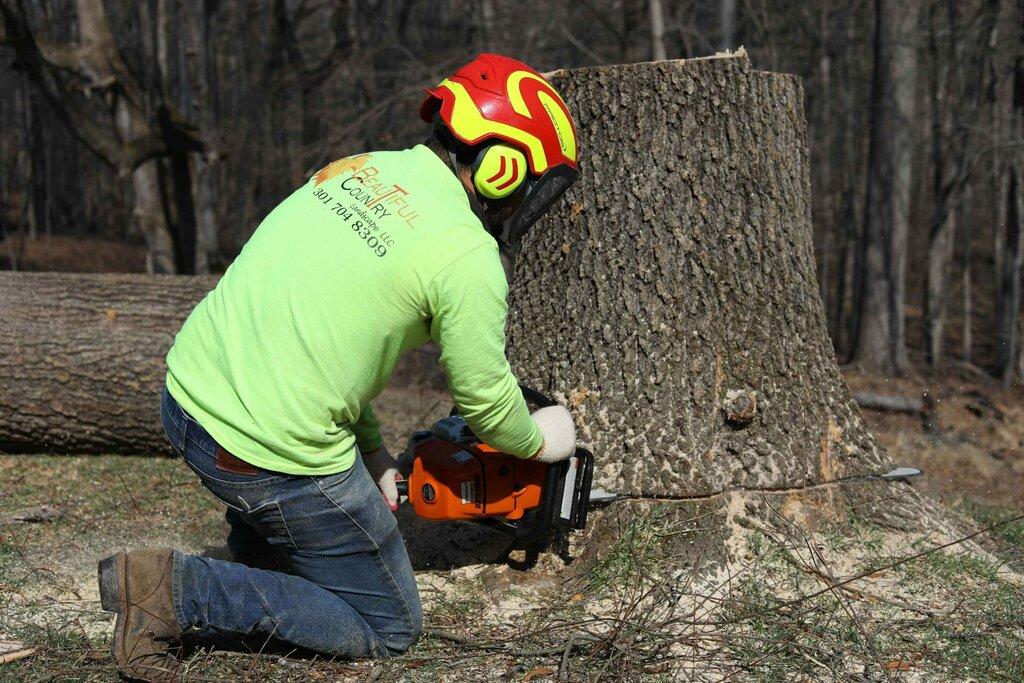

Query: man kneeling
[[97, 53, 581, 681]]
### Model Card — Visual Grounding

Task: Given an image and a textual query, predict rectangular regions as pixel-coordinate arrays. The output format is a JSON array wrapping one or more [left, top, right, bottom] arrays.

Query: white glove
[[531, 405, 577, 463], [361, 446, 401, 512]]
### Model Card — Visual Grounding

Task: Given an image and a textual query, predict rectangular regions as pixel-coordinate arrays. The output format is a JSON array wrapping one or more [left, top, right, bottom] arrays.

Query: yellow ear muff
[[472, 144, 528, 200]]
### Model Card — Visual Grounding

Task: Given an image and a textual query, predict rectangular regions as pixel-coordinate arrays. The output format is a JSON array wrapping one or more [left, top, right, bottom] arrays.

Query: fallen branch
[[854, 391, 939, 433], [854, 392, 925, 414], [420, 627, 479, 646], [0, 641, 36, 664]]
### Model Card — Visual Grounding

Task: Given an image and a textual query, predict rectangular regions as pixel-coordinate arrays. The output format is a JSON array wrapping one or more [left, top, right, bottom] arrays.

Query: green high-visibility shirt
[[165, 145, 542, 475]]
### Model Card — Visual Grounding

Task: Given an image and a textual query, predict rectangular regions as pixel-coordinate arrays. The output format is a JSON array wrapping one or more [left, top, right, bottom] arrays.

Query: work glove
[[361, 446, 401, 512], [530, 405, 577, 463]]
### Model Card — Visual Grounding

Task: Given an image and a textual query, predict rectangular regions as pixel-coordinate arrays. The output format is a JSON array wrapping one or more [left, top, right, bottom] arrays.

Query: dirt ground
[[1, 376, 1023, 681], [0, 235, 147, 273], [844, 368, 1024, 511]]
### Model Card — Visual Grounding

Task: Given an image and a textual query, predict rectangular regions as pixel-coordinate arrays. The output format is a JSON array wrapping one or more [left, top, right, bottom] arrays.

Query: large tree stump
[[508, 53, 890, 497]]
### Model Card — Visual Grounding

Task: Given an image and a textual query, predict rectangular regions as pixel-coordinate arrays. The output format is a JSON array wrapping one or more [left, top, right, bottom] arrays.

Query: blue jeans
[[160, 388, 421, 658]]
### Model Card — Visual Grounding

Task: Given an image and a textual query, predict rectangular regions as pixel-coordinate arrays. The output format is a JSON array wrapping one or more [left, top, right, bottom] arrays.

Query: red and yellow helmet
[[420, 54, 581, 248], [419, 53, 579, 175]]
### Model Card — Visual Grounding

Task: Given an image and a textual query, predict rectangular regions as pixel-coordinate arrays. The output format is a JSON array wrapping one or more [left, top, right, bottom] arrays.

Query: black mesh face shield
[[496, 164, 580, 253]]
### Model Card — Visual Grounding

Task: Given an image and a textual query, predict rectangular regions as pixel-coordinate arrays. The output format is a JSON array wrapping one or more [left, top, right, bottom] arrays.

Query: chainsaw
[[397, 387, 596, 553]]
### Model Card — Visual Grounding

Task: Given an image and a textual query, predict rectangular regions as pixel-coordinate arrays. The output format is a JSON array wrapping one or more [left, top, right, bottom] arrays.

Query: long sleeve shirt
[[165, 145, 541, 475]]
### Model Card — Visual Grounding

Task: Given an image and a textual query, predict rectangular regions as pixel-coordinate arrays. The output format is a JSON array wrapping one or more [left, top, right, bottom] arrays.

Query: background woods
[[1, 0, 1023, 381], [2, 7, 1024, 681]]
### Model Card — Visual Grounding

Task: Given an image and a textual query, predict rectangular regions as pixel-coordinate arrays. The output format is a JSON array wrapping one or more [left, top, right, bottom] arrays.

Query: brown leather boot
[[98, 548, 182, 682]]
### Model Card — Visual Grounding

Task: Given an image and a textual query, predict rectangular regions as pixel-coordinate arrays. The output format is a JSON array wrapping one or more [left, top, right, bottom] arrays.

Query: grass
[[957, 498, 1024, 571], [722, 571, 1023, 680], [715, 514, 1024, 682], [0, 454, 227, 682], [2, 455, 1023, 681], [580, 504, 672, 592], [958, 501, 1024, 546]]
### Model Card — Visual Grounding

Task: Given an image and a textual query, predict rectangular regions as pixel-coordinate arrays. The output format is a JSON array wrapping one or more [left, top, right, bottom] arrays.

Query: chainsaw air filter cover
[[404, 426, 549, 522]]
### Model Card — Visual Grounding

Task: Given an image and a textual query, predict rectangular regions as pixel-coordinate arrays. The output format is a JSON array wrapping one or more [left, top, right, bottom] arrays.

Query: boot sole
[[98, 552, 128, 666], [98, 552, 125, 611]]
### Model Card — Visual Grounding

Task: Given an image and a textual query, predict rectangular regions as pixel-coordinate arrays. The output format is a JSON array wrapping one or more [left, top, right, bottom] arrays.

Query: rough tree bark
[[507, 54, 890, 498], [0, 272, 445, 453], [0, 273, 211, 453]]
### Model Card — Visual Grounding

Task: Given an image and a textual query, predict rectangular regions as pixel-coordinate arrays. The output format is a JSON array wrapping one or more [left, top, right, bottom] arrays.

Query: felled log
[[0, 273, 213, 453], [0, 272, 443, 454], [853, 391, 940, 435]]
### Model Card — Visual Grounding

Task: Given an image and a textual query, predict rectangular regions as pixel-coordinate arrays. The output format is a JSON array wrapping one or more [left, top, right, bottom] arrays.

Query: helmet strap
[[446, 146, 515, 252]]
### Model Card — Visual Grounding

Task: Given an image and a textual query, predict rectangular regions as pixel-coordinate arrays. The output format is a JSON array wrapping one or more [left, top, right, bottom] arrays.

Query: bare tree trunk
[[852, 0, 917, 375], [960, 187, 973, 363], [620, 0, 647, 63], [925, 208, 956, 365], [508, 55, 890, 497], [190, 157, 218, 275], [832, 188, 855, 352], [924, 3, 956, 367], [649, 0, 667, 60], [840, 10, 866, 360], [185, 0, 221, 274], [18, 72, 37, 240], [888, 0, 916, 373], [997, 165, 1023, 383], [156, 0, 171, 99], [114, 100, 176, 274], [719, 0, 737, 51], [995, 46, 1024, 382], [479, 0, 495, 52], [816, 0, 833, 330]]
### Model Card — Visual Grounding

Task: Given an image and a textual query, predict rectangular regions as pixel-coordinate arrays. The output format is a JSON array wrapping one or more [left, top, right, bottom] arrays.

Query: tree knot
[[723, 389, 757, 428]]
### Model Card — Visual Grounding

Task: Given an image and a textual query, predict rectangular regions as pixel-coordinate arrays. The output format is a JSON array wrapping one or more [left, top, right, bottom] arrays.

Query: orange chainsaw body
[[406, 435, 549, 522]]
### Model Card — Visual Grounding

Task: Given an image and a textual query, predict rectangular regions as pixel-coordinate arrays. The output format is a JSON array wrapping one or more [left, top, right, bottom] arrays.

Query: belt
[[215, 447, 260, 476]]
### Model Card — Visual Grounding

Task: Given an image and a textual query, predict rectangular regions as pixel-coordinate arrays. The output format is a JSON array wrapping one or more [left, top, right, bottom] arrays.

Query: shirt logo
[[313, 154, 370, 187]]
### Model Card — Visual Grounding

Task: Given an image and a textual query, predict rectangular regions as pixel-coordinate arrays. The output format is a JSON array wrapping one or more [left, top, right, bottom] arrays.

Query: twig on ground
[[557, 635, 574, 681], [776, 512, 1024, 612], [420, 627, 479, 645]]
